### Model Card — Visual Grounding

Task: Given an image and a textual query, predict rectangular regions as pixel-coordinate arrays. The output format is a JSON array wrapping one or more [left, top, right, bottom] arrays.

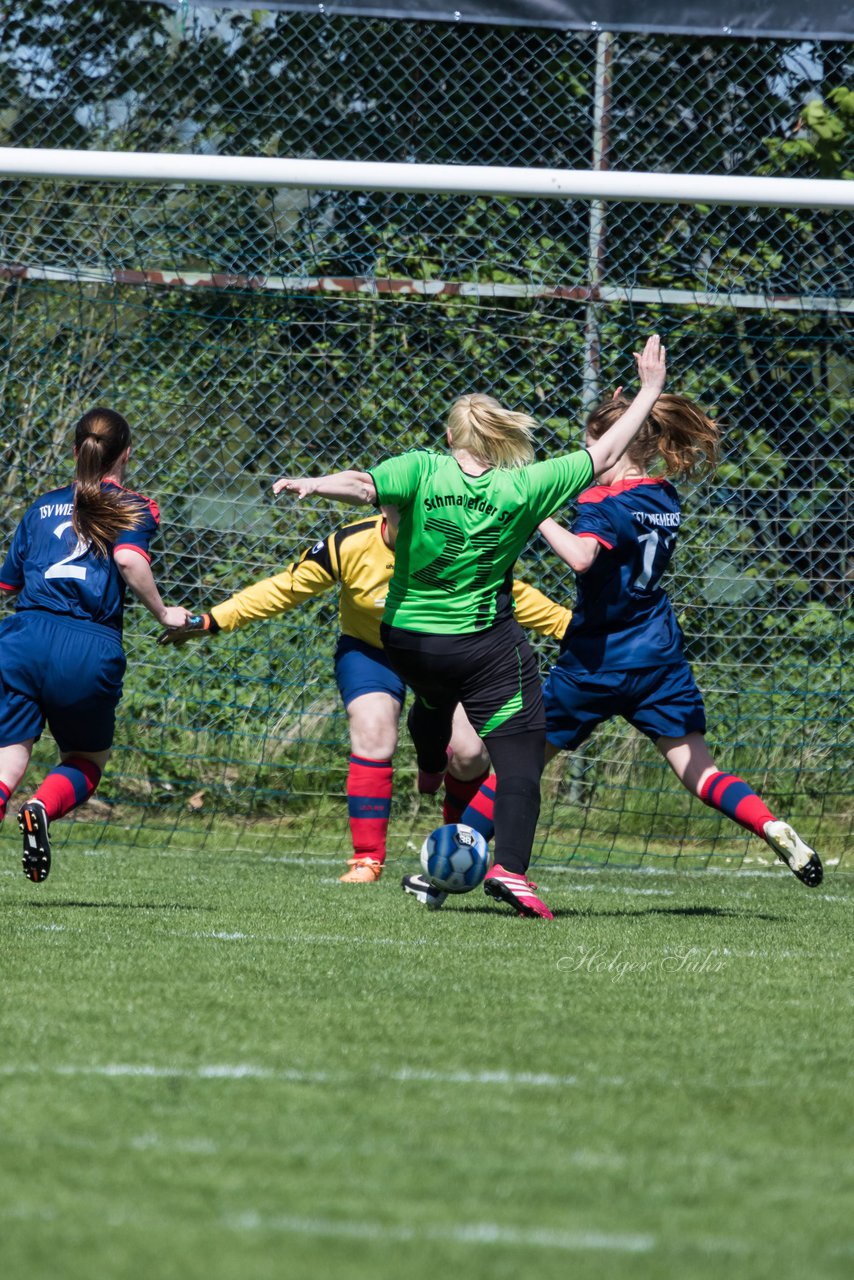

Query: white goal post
[[1, 145, 853, 210]]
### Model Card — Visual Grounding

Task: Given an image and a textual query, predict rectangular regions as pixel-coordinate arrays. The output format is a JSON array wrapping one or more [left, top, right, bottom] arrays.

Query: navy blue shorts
[[543, 657, 707, 751], [334, 635, 406, 708], [0, 611, 126, 753]]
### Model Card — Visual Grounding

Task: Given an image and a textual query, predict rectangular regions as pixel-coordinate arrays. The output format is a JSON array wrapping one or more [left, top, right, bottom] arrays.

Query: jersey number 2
[[44, 521, 90, 581], [413, 517, 499, 594]]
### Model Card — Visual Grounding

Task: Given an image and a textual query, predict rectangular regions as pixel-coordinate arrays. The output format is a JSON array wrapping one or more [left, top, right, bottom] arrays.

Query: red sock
[[0, 779, 11, 821], [347, 755, 393, 862], [32, 757, 102, 822], [443, 769, 489, 825], [460, 772, 497, 842], [699, 771, 775, 839]]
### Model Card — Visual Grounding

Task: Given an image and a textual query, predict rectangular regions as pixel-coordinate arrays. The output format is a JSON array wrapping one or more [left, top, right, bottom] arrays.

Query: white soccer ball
[[420, 823, 490, 894]]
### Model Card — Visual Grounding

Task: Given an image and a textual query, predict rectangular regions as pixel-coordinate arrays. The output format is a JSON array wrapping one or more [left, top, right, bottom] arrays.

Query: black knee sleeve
[[406, 699, 454, 774]]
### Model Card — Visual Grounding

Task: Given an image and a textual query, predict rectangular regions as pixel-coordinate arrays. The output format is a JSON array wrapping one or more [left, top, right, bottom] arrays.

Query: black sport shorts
[[380, 616, 545, 740]]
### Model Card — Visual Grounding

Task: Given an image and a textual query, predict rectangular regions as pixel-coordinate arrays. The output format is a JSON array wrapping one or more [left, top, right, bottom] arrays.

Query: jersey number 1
[[633, 528, 675, 591]]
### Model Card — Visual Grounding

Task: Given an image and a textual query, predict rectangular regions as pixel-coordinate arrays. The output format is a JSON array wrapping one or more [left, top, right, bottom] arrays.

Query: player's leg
[[457, 740, 562, 845], [458, 656, 604, 846], [18, 744, 111, 884], [18, 618, 124, 882], [406, 696, 456, 794], [657, 731, 823, 886], [379, 629, 460, 790], [456, 621, 552, 919], [0, 740, 35, 822], [626, 659, 822, 887], [342, 692, 401, 882], [402, 706, 493, 907], [442, 704, 490, 823], [334, 637, 405, 883], [0, 614, 55, 880]]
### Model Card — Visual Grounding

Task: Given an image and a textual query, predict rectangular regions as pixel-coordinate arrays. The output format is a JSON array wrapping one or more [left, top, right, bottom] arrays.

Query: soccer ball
[[420, 823, 490, 894]]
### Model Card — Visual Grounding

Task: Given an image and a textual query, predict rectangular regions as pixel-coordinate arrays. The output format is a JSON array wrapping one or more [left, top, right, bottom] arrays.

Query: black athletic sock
[[486, 730, 545, 875]]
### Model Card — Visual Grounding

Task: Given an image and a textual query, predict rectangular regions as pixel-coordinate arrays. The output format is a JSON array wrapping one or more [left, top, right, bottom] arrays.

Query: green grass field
[[1, 821, 851, 1280]]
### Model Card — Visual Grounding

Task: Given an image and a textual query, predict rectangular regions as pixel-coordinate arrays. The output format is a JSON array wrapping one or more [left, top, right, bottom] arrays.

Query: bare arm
[[538, 516, 602, 574], [586, 334, 666, 478], [272, 470, 377, 505], [114, 549, 191, 629]]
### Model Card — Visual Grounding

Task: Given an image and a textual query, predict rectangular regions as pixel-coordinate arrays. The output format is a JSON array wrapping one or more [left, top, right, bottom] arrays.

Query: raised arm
[[586, 335, 666, 478], [272, 470, 377, 505]]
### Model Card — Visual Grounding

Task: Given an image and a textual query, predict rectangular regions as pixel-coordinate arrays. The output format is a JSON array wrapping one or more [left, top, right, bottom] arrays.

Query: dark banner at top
[[169, 0, 854, 41]]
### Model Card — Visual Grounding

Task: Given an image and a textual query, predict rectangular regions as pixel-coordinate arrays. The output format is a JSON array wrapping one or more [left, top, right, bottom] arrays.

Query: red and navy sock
[[699, 771, 775, 839], [31, 757, 102, 822], [459, 772, 497, 843], [347, 755, 393, 863], [0, 778, 12, 822], [442, 768, 489, 825]]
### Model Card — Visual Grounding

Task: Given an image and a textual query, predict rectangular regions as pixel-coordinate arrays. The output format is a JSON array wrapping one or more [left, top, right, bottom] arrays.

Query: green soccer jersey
[[370, 448, 594, 634]]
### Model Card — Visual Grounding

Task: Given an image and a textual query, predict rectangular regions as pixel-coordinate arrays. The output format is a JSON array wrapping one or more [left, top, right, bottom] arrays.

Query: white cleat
[[763, 821, 823, 888]]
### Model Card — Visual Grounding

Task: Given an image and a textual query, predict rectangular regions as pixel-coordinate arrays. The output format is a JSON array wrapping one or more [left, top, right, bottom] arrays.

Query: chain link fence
[[0, 2, 851, 870]]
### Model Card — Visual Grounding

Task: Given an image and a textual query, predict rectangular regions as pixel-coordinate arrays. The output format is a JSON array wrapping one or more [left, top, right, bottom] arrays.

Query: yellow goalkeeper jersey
[[210, 514, 570, 646]]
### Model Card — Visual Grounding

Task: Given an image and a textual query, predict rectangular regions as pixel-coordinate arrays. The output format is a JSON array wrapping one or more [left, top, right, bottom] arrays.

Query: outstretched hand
[[272, 476, 317, 499], [160, 606, 194, 630], [633, 334, 666, 393]]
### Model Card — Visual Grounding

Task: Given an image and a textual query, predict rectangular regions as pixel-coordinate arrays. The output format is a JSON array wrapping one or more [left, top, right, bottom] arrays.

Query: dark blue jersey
[[559, 476, 685, 672], [0, 481, 159, 633]]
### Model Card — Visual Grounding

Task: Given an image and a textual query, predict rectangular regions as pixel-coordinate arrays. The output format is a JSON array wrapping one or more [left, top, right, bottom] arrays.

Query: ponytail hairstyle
[[586, 393, 719, 479], [72, 407, 145, 556], [446, 393, 537, 470]]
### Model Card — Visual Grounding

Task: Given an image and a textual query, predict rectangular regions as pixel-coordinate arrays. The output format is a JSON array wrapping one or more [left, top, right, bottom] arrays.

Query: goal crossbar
[[1, 146, 852, 211]]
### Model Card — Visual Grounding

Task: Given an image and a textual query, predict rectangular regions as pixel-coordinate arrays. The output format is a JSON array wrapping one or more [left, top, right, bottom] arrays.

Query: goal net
[[0, 11, 850, 873]]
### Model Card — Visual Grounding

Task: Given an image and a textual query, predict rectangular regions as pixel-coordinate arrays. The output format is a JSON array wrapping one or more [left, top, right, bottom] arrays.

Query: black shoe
[[401, 873, 447, 910], [18, 800, 51, 883]]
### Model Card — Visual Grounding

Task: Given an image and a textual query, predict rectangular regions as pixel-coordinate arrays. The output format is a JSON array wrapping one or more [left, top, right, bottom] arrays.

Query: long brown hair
[[586, 393, 719, 478], [72, 408, 145, 556]]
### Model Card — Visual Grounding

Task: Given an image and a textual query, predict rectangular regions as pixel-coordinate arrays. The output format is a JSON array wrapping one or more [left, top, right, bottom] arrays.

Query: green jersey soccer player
[[275, 334, 667, 920]]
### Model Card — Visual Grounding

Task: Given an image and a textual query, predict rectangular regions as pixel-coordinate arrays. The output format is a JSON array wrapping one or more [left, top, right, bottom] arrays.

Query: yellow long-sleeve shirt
[[211, 515, 570, 646]]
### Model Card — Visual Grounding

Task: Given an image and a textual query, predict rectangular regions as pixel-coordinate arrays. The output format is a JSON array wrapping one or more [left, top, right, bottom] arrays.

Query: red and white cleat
[[483, 864, 553, 920]]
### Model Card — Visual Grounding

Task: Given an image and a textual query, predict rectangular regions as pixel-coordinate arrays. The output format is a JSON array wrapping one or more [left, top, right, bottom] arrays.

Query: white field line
[[0, 1202, 653, 1253], [225, 1211, 655, 1253], [28, 846, 850, 878], [562, 884, 676, 896], [8, 1061, 836, 1090], [0, 1062, 591, 1089], [15, 926, 842, 963], [170, 930, 432, 948]]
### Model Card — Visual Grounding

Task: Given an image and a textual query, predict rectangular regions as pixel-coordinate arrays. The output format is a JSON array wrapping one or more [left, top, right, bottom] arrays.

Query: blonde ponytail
[[447, 393, 537, 469]]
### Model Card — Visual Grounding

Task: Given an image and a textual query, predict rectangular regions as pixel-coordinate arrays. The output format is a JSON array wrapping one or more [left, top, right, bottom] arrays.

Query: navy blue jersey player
[[436, 391, 823, 906], [555, 474, 686, 677], [0, 407, 190, 883]]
